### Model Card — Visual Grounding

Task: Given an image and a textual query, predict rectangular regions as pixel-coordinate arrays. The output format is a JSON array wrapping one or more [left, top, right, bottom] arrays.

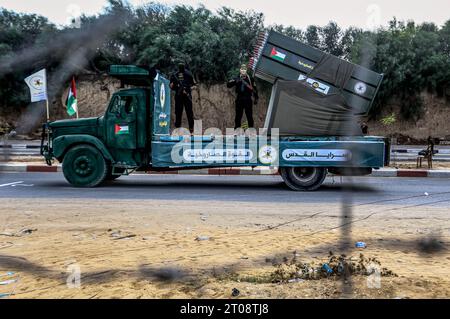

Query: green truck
[[40, 32, 390, 191]]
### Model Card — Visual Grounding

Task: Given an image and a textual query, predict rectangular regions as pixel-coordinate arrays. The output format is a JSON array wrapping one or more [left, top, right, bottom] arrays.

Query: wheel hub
[[74, 156, 93, 177], [291, 167, 317, 183]]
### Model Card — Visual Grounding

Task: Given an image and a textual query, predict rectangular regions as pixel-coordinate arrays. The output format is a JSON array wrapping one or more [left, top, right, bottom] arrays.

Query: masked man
[[227, 64, 259, 129], [170, 63, 195, 133]]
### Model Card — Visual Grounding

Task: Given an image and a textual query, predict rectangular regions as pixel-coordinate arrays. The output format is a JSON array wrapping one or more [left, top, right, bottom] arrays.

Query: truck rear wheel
[[280, 167, 327, 191], [62, 144, 107, 187]]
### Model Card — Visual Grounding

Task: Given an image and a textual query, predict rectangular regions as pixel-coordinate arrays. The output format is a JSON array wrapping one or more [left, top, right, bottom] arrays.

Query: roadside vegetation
[[0, 0, 449, 120]]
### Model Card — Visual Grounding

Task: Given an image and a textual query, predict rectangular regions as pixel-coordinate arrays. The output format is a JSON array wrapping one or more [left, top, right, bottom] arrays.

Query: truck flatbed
[[151, 134, 386, 169]]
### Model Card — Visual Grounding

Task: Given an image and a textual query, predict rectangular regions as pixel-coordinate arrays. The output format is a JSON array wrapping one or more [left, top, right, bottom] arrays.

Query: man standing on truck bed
[[227, 64, 259, 129], [170, 63, 195, 133]]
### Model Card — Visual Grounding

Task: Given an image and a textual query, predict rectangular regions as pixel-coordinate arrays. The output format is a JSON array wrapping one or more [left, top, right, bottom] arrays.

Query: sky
[[1, 0, 449, 30]]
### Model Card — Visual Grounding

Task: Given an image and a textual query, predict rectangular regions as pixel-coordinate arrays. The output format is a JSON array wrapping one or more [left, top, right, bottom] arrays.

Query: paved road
[[1, 172, 449, 207]]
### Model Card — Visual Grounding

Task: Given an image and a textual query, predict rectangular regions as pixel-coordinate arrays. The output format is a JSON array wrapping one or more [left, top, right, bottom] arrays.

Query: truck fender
[[53, 135, 114, 163]]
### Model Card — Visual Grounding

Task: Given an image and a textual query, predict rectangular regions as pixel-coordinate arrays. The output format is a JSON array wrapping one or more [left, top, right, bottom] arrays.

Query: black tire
[[105, 167, 125, 181], [280, 167, 327, 191], [62, 144, 108, 187]]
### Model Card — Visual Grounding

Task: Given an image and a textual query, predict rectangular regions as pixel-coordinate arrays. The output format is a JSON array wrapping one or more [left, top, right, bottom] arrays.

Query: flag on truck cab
[[115, 124, 129, 135], [24, 69, 47, 102], [66, 77, 78, 116]]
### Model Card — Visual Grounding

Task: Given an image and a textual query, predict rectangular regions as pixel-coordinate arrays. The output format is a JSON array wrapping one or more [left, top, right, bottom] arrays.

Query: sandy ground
[[0, 198, 449, 299]]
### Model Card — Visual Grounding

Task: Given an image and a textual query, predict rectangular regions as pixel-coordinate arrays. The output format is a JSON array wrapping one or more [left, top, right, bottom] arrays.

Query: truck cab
[[41, 66, 168, 187]]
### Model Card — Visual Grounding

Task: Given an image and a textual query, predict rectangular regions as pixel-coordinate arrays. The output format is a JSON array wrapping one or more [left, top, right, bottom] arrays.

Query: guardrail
[[0, 144, 41, 156], [390, 148, 450, 162]]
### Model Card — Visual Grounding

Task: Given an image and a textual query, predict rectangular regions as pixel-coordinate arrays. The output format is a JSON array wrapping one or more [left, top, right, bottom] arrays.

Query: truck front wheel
[[280, 167, 327, 191], [62, 144, 108, 187]]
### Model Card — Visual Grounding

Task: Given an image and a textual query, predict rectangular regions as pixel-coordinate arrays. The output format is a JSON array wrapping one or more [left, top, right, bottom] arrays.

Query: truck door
[[106, 93, 138, 150]]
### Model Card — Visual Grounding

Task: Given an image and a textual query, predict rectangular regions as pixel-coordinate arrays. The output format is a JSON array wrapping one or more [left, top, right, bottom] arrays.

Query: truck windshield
[[109, 95, 137, 117]]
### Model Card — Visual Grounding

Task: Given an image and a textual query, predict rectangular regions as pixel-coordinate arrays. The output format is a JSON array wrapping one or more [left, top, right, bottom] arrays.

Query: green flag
[[66, 77, 78, 116]]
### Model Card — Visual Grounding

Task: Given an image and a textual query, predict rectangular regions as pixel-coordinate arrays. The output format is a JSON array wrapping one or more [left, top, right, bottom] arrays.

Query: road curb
[[26, 165, 58, 172], [1, 163, 449, 178]]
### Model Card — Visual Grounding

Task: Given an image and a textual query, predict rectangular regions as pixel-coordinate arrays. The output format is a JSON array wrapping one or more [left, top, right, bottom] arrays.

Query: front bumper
[[40, 123, 53, 166]]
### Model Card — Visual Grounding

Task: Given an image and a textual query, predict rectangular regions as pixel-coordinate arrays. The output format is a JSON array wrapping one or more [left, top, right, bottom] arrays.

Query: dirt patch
[[268, 252, 397, 282], [0, 198, 449, 299], [369, 92, 450, 141]]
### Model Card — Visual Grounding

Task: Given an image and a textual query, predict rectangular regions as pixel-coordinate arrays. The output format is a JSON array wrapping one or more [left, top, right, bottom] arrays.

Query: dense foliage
[[0, 0, 449, 119]]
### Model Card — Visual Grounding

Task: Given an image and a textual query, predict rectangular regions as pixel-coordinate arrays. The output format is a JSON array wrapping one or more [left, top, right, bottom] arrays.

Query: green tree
[[0, 3, 449, 123], [305, 25, 321, 49], [271, 24, 304, 42], [320, 21, 343, 56]]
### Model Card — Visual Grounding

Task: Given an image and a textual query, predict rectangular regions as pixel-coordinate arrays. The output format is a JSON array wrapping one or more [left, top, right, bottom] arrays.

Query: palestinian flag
[[115, 124, 129, 135], [66, 77, 78, 116], [270, 47, 286, 62]]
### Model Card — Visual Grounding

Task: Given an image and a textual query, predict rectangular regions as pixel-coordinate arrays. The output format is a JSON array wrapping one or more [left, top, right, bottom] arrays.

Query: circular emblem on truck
[[258, 145, 278, 165], [354, 82, 367, 95], [160, 83, 166, 109]]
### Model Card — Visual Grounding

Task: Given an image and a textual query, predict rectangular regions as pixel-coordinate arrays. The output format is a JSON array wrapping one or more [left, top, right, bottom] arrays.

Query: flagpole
[[45, 98, 50, 154], [44, 69, 49, 122], [45, 99, 50, 122]]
